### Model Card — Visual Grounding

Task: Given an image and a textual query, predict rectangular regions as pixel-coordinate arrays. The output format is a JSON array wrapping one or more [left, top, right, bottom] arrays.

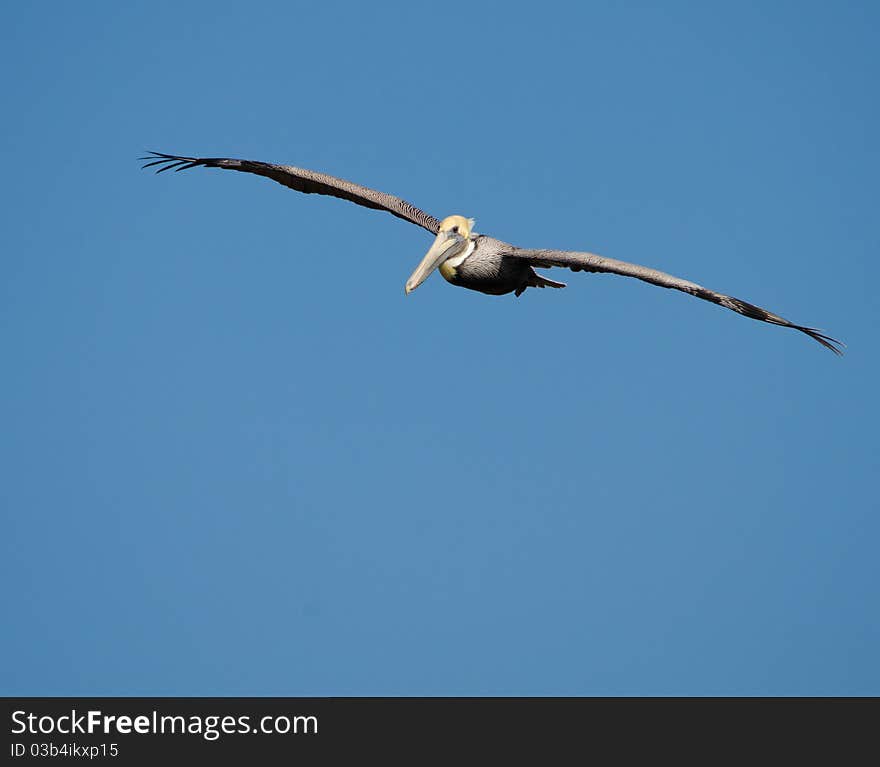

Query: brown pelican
[[140, 151, 842, 354]]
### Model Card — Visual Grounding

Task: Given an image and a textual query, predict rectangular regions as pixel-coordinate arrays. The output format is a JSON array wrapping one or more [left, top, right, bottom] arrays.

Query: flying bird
[[140, 151, 842, 354]]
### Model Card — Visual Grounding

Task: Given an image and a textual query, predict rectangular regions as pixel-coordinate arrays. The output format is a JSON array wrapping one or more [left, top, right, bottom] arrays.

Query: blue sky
[[1, 1, 877, 695]]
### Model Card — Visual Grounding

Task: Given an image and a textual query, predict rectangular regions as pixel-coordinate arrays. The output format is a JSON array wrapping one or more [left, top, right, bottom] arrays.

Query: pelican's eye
[[451, 225, 459, 234]]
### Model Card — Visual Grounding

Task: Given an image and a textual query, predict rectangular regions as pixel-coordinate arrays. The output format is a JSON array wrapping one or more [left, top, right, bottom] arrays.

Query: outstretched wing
[[140, 151, 441, 234], [515, 247, 843, 354]]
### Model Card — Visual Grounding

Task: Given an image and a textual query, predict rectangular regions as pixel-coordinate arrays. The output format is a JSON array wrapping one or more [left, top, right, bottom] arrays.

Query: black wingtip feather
[[721, 295, 843, 355], [155, 160, 189, 174], [797, 327, 845, 356], [138, 151, 204, 174]]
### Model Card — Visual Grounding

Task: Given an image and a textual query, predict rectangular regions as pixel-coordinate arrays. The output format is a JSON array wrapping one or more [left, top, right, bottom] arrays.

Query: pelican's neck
[[438, 238, 476, 282]]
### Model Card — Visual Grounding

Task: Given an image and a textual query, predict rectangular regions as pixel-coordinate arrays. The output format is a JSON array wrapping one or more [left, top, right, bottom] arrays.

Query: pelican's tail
[[516, 271, 566, 296]]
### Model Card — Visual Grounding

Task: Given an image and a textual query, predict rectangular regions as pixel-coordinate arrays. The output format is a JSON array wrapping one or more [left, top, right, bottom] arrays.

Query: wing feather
[[140, 151, 441, 234], [515, 247, 843, 354]]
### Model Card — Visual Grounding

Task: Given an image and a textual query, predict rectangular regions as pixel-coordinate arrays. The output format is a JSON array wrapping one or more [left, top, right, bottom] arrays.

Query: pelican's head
[[404, 215, 475, 294]]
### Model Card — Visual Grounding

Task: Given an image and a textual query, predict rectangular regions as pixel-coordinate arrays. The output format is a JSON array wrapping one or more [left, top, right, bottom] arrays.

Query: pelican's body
[[439, 236, 512, 294], [431, 232, 564, 297], [141, 151, 842, 354]]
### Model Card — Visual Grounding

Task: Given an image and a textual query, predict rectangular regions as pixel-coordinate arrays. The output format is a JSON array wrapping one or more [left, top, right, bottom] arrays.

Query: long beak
[[405, 231, 466, 294]]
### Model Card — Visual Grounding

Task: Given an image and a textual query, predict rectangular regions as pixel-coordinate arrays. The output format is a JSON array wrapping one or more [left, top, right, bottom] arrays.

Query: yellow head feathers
[[439, 215, 476, 238]]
